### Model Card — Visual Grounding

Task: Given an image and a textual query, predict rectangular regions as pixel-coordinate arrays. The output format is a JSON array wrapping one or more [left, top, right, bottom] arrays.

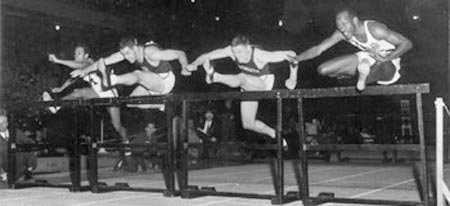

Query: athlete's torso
[[135, 44, 172, 74], [348, 20, 396, 58], [235, 47, 271, 76]]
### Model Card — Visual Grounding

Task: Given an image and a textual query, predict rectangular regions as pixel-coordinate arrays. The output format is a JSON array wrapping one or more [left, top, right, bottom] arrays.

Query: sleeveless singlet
[[348, 20, 396, 58], [235, 47, 271, 76], [135, 44, 172, 74]]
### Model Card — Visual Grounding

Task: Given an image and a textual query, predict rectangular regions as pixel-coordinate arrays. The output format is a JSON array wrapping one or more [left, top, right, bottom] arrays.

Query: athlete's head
[[335, 8, 359, 40], [231, 35, 252, 63], [74, 43, 90, 62], [119, 37, 139, 63]]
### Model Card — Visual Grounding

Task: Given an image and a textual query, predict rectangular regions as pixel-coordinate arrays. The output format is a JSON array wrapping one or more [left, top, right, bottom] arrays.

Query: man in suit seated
[[196, 110, 221, 160]]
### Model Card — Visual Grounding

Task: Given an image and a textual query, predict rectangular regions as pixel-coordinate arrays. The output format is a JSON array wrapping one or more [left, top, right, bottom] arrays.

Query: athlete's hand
[[186, 64, 198, 72], [286, 55, 299, 65], [181, 68, 192, 76], [48, 54, 58, 63]]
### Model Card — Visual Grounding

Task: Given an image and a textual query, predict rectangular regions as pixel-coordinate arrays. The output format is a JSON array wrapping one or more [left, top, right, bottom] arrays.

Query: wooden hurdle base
[[180, 185, 301, 205], [90, 181, 176, 196], [303, 196, 422, 206], [10, 178, 91, 192]]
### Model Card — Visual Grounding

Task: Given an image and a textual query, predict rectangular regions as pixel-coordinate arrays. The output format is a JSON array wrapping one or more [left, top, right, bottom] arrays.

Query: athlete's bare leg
[[240, 100, 275, 138], [285, 63, 299, 90], [107, 106, 127, 142], [317, 54, 359, 78], [356, 59, 371, 91]]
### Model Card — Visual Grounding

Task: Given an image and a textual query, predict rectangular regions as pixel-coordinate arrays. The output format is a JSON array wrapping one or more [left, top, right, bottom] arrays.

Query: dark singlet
[[235, 47, 271, 76], [134, 44, 172, 74]]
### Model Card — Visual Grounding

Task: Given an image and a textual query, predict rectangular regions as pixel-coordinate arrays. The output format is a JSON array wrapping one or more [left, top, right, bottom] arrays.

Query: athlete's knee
[[317, 63, 332, 76]]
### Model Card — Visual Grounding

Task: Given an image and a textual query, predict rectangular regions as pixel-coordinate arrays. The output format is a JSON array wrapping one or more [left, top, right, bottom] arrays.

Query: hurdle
[[85, 95, 177, 196], [299, 83, 430, 206], [175, 90, 301, 204], [7, 97, 178, 196], [7, 99, 91, 191], [435, 97, 450, 206]]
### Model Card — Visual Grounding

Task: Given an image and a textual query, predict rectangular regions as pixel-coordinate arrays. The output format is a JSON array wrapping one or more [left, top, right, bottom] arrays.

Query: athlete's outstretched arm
[[147, 48, 189, 73], [70, 52, 124, 78], [48, 54, 91, 69], [256, 49, 297, 64], [289, 31, 344, 63], [187, 46, 233, 71]]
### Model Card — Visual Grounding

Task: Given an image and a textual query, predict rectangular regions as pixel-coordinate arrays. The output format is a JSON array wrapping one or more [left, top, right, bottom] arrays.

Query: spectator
[[0, 109, 37, 184], [196, 110, 221, 159], [124, 122, 165, 172], [219, 100, 237, 143]]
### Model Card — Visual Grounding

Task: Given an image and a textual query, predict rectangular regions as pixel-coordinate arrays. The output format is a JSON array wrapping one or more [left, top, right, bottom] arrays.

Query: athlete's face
[[231, 45, 252, 63], [74, 47, 88, 62], [336, 12, 357, 40], [120, 46, 137, 63]]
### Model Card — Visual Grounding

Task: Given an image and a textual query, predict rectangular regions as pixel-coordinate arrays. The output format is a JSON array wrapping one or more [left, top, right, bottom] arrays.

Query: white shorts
[[355, 51, 401, 85], [241, 74, 275, 91], [148, 71, 175, 95], [127, 71, 175, 110]]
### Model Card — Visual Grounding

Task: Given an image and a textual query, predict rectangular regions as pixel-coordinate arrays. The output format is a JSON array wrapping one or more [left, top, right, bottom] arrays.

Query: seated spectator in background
[[124, 122, 165, 172], [196, 110, 221, 159], [0, 109, 37, 183], [219, 100, 237, 143], [305, 118, 322, 144]]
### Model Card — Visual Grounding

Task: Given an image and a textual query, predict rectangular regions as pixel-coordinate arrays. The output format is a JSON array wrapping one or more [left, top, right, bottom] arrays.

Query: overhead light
[[278, 20, 283, 27], [190, 0, 195, 3]]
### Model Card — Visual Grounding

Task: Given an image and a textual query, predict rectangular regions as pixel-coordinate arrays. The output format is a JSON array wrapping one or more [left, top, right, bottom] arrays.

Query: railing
[[435, 97, 450, 206]]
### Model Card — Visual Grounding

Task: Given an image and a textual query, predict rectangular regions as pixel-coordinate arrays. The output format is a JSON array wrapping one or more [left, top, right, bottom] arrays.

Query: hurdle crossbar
[[9, 84, 429, 110], [307, 144, 421, 152]]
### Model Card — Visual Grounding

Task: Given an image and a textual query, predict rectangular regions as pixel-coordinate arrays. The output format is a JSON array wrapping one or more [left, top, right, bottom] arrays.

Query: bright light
[[215, 16, 220, 21], [278, 20, 283, 27], [412, 15, 420, 21], [190, 0, 195, 3], [55, 25, 60, 31]]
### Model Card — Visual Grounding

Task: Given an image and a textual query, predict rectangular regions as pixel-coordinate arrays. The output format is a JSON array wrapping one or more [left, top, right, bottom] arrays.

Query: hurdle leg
[[164, 101, 176, 196], [88, 105, 99, 193], [297, 97, 309, 199], [69, 109, 82, 192], [271, 94, 285, 204], [7, 112, 17, 188], [416, 93, 430, 206], [179, 100, 191, 197]]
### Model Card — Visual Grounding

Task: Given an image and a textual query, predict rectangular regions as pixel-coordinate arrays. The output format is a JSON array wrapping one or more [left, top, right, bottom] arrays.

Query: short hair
[[231, 35, 250, 47], [75, 43, 90, 55], [119, 37, 138, 49]]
